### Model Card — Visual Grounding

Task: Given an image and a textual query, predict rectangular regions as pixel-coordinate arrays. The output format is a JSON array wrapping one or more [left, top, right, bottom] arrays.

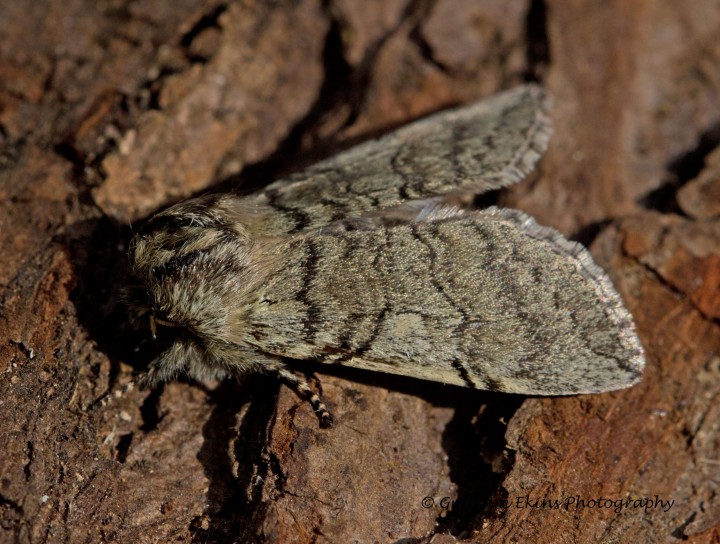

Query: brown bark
[[1, 1, 719, 543]]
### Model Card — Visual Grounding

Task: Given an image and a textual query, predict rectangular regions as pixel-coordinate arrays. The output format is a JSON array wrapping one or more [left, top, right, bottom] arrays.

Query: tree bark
[[1, 1, 719, 543]]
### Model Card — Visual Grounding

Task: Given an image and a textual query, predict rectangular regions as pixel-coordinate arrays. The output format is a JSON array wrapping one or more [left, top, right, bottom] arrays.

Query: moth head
[[126, 193, 283, 384], [126, 194, 255, 348]]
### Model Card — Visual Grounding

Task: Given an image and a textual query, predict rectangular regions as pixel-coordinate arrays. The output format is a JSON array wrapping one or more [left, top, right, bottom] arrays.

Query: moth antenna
[[149, 315, 158, 339], [149, 314, 178, 339], [277, 368, 333, 427]]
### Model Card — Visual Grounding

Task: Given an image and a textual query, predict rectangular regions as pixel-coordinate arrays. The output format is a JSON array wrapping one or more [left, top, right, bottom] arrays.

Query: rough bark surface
[[1, 1, 719, 543]]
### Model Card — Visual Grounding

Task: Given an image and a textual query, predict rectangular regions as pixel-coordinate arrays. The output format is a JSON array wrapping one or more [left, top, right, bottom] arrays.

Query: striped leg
[[277, 368, 333, 427], [90, 379, 137, 409]]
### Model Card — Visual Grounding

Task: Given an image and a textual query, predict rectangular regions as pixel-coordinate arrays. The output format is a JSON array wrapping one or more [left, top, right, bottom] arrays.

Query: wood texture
[[1, 1, 719, 542]]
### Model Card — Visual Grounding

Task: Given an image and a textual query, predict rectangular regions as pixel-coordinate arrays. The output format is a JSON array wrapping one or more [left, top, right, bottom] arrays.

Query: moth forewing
[[252, 84, 552, 236], [240, 207, 644, 395]]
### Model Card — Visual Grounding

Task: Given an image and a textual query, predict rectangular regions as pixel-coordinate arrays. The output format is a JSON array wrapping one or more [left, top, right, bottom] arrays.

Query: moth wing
[[249, 207, 644, 395], [255, 85, 552, 234]]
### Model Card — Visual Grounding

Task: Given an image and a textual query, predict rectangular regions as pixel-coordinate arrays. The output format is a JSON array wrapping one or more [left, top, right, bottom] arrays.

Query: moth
[[127, 85, 645, 423]]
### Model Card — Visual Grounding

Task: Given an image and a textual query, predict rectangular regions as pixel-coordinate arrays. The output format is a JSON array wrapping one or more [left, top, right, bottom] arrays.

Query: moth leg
[[90, 379, 138, 410], [276, 368, 333, 427]]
